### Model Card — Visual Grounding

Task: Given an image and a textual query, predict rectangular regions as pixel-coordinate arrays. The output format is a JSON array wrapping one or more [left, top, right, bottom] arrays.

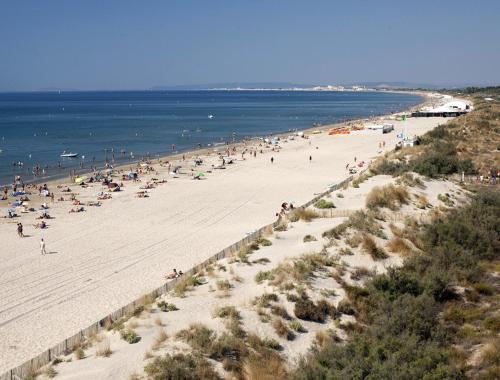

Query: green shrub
[[303, 234, 317, 242], [144, 353, 220, 380], [262, 337, 281, 350], [483, 316, 500, 332], [120, 329, 140, 344], [255, 270, 275, 284], [214, 306, 240, 320], [256, 236, 272, 246], [410, 143, 475, 178], [157, 301, 178, 312], [176, 324, 215, 352], [314, 199, 335, 209], [371, 158, 408, 176], [294, 298, 333, 322]]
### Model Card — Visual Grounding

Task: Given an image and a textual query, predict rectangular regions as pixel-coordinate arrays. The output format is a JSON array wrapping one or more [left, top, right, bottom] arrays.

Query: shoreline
[[1, 90, 427, 190]]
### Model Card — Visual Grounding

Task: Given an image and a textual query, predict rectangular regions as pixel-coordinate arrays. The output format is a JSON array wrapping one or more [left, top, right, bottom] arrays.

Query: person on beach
[[17, 223, 24, 237], [309, 155, 312, 163], [271, 157, 274, 164], [40, 238, 47, 255]]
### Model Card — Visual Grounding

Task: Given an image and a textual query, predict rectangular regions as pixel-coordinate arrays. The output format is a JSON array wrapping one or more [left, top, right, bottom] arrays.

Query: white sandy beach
[[0, 115, 450, 373]]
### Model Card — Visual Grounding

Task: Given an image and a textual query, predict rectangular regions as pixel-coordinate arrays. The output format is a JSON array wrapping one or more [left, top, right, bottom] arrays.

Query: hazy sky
[[1, 0, 499, 91]]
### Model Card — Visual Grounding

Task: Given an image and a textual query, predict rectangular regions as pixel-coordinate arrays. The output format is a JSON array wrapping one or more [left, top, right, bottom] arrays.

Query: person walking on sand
[[40, 238, 47, 255], [271, 157, 274, 164], [309, 155, 312, 163], [17, 223, 24, 238]]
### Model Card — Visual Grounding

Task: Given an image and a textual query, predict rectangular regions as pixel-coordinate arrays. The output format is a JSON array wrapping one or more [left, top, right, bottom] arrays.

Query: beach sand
[[0, 115, 449, 373]]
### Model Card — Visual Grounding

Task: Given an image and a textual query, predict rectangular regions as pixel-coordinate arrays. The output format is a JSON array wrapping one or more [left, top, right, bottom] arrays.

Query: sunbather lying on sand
[[69, 206, 85, 213], [136, 191, 149, 198], [165, 269, 183, 279], [33, 221, 47, 229]]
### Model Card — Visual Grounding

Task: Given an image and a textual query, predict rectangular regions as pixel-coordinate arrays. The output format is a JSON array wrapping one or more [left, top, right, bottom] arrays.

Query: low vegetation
[[173, 275, 205, 297], [365, 184, 410, 210], [95, 338, 112, 357], [314, 199, 335, 209], [144, 353, 220, 380], [120, 329, 140, 344], [303, 234, 316, 242], [293, 296, 336, 323], [361, 234, 388, 260], [293, 189, 500, 379], [387, 236, 412, 256], [156, 300, 178, 312], [289, 208, 320, 222], [272, 318, 295, 340]]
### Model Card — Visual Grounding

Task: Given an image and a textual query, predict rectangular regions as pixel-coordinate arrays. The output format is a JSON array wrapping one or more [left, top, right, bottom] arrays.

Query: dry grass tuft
[[44, 365, 57, 378], [272, 318, 295, 340], [387, 237, 412, 256], [95, 338, 112, 357], [74, 347, 85, 360], [396, 172, 425, 188], [243, 351, 288, 380], [416, 194, 430, 209], [274, 220, 288, 231], [350, 266, 373, 281], [361, 234, 388, 260], [151, 329, 168, 351], [216, 279, 231, 291], [366, 184, 410, 210], [172, 275, 205, 297], [303, 234, 317, 242]]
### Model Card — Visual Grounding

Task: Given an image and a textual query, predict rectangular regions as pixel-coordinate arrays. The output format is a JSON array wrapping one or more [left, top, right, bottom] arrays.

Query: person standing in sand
[[17, 223, 24, 238], [40, 238, 47, 255], [271, 157, 274, 164]]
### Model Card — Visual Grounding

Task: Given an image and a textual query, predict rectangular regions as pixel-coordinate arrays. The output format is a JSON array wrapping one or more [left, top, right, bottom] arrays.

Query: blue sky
[[1, 0, 499, 91]]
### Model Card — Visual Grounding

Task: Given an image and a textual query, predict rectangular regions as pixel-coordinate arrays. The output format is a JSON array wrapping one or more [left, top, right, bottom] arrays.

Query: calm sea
[[0, 90, 421, 186]]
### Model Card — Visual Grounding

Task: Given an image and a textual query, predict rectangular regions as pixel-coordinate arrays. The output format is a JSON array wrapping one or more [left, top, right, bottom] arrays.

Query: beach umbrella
[[75, 176, 86, 184], [195, 172, 205, 177]]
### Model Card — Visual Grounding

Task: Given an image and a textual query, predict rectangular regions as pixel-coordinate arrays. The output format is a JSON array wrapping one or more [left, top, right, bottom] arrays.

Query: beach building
[[412, 100, 471, 117]]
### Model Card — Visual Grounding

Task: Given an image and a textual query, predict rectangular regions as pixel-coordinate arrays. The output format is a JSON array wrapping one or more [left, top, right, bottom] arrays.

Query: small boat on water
[[60, 151, 79, 158], [208, 114, 215, 119]]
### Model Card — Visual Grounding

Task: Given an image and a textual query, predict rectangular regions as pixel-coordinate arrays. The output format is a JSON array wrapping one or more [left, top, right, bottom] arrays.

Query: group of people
[[277, 202, 294, 218], [477, 172, 500, 185], [166, 268, 184, 279]]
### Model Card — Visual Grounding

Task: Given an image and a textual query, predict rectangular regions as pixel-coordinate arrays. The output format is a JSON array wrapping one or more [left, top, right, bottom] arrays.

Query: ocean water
[[0, 90, 421, 186]]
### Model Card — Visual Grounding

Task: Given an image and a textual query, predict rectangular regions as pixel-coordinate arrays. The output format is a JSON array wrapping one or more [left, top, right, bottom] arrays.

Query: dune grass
[[95, 338, 112, 357], [361, 234, 388, 260], [314, 199, 335, 209], [387, 237, 412, 256], [173, 275, 205, 297], [366, 184, 410, 210]]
